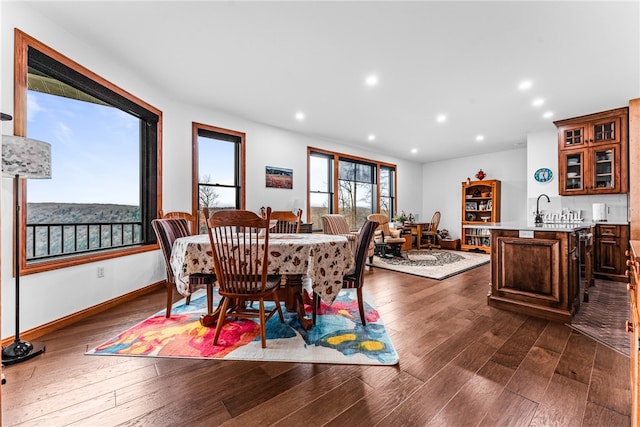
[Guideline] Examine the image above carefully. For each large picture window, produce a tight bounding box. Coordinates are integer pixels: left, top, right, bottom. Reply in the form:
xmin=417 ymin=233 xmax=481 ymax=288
xmin=14 ymin=30 xmax=161 ymax=273
xmin=308 ymin=147 xmax=396 ymax=230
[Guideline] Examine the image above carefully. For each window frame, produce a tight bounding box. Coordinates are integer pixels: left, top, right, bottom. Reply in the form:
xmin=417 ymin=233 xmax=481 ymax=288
xmin=13 ymin=29 xmax=162 ymax=275
xmin=307 ymin=146 xmax=397 ymax=230
xmin=191 ymin=122 xmax=246 ymax=218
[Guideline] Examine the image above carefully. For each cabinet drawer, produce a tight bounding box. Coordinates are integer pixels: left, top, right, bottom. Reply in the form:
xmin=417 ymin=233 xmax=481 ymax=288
xmin=597 ymin=224 xmax=620 ymax=238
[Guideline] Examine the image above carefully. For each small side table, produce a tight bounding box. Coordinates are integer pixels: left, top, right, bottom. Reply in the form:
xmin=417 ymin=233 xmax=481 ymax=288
xmin=440 ymin=239 xmax=461 ymax=250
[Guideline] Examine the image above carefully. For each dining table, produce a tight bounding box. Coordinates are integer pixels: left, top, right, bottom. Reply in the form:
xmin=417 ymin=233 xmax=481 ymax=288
xmin=169 ymin=233 xmax=354 ymax=329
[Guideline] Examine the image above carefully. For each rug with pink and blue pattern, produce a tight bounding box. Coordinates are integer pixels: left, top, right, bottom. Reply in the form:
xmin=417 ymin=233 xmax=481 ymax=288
xmin=86 ymin=288 xmax=399 ymax=365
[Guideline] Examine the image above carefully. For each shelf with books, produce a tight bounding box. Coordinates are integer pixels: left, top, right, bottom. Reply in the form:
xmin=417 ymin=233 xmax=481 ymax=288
xmin=461 ymin=179 xmax=500 ymax=253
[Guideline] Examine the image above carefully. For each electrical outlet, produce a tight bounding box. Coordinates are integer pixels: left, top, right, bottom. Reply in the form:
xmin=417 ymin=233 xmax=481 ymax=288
xmin=97 ymin=266 xmax=105 ymax=278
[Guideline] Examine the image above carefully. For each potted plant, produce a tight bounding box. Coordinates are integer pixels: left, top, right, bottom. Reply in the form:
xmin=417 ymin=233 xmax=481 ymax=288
xmin=394 ymin=211 xmax=407 ymax=226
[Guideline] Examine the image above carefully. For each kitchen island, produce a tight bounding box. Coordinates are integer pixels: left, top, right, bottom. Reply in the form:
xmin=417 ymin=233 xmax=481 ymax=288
xmin=485 ymin=223 xmax=590 ymax=323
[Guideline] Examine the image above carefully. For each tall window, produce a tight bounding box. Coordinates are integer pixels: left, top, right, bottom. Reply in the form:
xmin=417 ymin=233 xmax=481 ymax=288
xmin=14 ymin=30 xmax=161 ymax=273
xmin=308 ymin=153 xmax=333 ymax=228
xmin=338 ymin=159 xmax=375 ymax=228
xmin=193 ymin=123 xmax=245 ymax=230
xmin=308 ymin=147 xmax=396 ymax=230
xmin=379 ymin=165 xmax=396 ymax=219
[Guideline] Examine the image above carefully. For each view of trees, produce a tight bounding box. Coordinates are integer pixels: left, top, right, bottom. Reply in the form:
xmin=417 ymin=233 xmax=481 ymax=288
xmin=198 ymin=174 xmax=220 ymax=209
xmin=26 ymin=202 xmax=142 ymax=260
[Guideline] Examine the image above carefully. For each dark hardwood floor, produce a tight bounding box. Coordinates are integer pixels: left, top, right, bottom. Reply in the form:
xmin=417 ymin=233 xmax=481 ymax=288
xmin=2 ymin=264 xmax=631 ymax=426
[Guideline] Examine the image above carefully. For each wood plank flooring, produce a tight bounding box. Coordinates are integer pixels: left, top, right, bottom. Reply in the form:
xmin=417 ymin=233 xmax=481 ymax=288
xmin=2 ymin=264 xmax=631 ymax=426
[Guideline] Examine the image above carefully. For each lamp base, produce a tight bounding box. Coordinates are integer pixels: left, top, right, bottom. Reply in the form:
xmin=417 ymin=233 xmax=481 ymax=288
xmin=2 ymin=340 xmax=45 ymax=365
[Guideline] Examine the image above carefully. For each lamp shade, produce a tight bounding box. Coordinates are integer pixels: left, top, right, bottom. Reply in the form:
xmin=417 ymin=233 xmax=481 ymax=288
xmin=2 ymin=135 xmax=51 ymax=179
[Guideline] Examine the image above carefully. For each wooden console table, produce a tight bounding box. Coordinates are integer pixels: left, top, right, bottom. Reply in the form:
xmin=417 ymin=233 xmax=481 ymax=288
xmin=402 ymin=223 xmax=429 ymax=249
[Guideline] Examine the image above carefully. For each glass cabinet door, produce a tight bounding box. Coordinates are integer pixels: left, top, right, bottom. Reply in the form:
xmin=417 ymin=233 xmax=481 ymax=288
xmin=591 ymin=116 xmax=622 ymax=144
xmin=564 ymin=151 xmax=584 ymax=192
xmin=560 ymin=124 xmax=585 ymax=148
xmin=593 ymin=148 xmax=616 ymax=189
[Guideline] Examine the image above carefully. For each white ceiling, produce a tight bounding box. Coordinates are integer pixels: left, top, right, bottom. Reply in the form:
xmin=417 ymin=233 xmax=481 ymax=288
xmin=22 ymin=1 xmax=640 ymax=163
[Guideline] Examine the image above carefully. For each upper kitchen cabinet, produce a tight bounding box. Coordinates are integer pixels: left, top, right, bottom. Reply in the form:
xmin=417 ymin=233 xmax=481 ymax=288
xmin=554 ymin=107 xmax=629 ymax=195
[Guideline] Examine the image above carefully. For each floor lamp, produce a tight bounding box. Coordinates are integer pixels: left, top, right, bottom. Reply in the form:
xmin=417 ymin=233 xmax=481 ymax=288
xmin=1 ymin=133 xmax=52 ymax=365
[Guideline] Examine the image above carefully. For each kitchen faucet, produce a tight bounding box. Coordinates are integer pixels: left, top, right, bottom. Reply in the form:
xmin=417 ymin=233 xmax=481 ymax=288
xmin=535 ymin=194 xmax=550 ymax=224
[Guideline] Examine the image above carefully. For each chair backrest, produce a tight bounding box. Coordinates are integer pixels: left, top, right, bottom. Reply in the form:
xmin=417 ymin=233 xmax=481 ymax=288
xmin=268 ymin=209 xmax=303 ymax=233
xmin=159 ymin=210 xmax=198 ymax=234
xmin=206 ymin=208 xmax=272 ymax=296
xmin=426 ymin=211 xmax=441 ymax=233
xmin=367 ymin=213 xmax=392 ymax=236
xmin=151 ymin=218 xmax=191 ymax=283
xmin=321 ymin=214 xmax=351 ymax=235
xmin=352 ymin=220 xmax=379 ymax=286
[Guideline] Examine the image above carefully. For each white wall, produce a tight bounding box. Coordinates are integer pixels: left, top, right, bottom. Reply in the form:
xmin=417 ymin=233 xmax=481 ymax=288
xmin=422 ymin=147 xmax=528 ymax=239
xmin=0 ymin=2 xmax=423 ymax=337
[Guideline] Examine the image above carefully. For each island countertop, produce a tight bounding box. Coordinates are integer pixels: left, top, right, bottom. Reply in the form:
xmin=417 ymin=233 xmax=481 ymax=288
xmin=473 ymin=222 xmax=593 ymax=233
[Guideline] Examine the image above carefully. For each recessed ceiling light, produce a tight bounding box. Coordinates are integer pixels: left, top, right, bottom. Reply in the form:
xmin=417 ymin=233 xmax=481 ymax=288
xmin=436 ymin=114 xmax=447 ymax=123
xmin=365 ymin=74 xmax=378 ymax=86
xmin=411 ymin=148 xmax=418 ymax=154
xmin=518 ymin=80 xmax=532 ymax=90
xmin=295 ymin=111 xmax=305 ymax=121
xmin=476 ymin=135 xmax=485 ymax=142
xmin=532 ymin=98 xmax=545 ymax=107
xmin=542 ymin=111 xmax=554 ymax=118
xmin=368 ymin=134 xmax=376 ymax=142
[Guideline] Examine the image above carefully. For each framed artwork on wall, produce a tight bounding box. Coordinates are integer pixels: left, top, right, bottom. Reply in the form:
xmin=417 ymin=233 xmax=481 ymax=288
xmin=265 ymin=166 xmax=293 ymax=189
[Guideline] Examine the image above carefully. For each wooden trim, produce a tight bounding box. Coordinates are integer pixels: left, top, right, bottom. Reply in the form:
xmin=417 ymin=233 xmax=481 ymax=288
xmin=307 ymin=146 xmax=396 ymax=169
xmin=307 ymin=146 xmax=398 ymax=217
xmin=13 ymin=29 xmax=163 ymax=275
xmin=0 ymin=281 xmax=165 ymax=347
xmin=630 ymin=98 xmax=640 ymax=240
xmin=191 ymin=122 xmax=246 ymax=214
xmin=14 ymin=29 xmax=161 ymax=118
xmin=22 ymin=244 xmax=159 ymax=275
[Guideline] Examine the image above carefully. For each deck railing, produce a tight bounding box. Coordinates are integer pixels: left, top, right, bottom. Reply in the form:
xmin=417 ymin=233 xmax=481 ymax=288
xmin=26 ymin=221 xmax=144 ymax=261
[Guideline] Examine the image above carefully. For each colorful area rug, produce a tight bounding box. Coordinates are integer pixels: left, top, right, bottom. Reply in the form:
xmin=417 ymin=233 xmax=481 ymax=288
xmin=87 ymin=288 xmax=399 ymax=365
xmin=368 ymin=249 xmax=489 ymax=280
xmin=568 ymin=279 xmax=630 ymax=357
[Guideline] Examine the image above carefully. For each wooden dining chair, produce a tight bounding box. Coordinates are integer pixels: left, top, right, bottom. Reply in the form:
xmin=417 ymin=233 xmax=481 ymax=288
xmin=206 ymin=207 xmax=284 ymax=348
xmin=321 ymin=214 xmax=376 ymax=262
xmin=151 ymin=218 xmax=215 ymax=317
xmin=272 ymin=209 xmax=303 ymax=233
xmin=158 ymin=210 xmax=198 ymax=235
xmin=421 ymin=211 xmax=441 ymax=249
xmin=313 ymin=219 xmax=378 ymax=326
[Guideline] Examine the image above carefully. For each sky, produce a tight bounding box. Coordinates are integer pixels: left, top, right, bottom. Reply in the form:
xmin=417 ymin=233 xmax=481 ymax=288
xmin=26 ymin=90 xmax=140 ymax=206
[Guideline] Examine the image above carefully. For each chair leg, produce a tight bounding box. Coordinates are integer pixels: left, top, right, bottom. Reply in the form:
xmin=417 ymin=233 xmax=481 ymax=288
xmin=206 ymin=283 xmax=214 ymax=314
xmin=357 ymin=287 xmax=366 ymax=326
xmin=259 ymin=299 xmax=267 ymax=348
xmin=165 ymin=282 xmax=173 ymax=318
xmin=272 ymin=291 xmax=284 ymax=323
xmin=186 ymin=294 xmax=192 ymax=306
xmin=312 ymin=293 xmax=318 ymax=325
xmin=213 ymin=297 xmax=229 ymax=346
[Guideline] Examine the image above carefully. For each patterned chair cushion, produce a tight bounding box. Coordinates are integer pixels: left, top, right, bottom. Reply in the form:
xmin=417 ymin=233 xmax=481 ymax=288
xmin=321 ymin=214 xmax=375 ymax=258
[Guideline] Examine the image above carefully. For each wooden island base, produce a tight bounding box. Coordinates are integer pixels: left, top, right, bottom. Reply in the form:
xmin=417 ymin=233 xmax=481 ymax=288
xmin=487 ymin=226 xmax=584 ymax=323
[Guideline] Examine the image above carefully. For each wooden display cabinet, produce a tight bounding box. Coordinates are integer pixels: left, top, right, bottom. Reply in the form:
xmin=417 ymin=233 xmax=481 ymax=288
xmin=555 ymin=107 xmax=629 ymax=195
xmin=461 ymin=179 xmax=500 ymax=253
